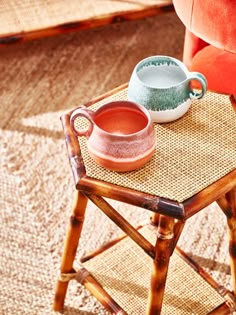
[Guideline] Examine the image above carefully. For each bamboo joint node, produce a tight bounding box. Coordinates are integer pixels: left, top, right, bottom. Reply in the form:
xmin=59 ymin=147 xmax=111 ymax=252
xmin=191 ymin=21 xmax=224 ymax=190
xmin=70 ymin=155 xmax=81 ymax=170
xmin=224 ymin=291 xmax=236 ymax=313
xmin=58 ymin=267 xmax=89 ymax=284
xmin=217 ymin=286 xmax=229 ymax=297
xmin=156 ymin=231 xmax=174 ymax=240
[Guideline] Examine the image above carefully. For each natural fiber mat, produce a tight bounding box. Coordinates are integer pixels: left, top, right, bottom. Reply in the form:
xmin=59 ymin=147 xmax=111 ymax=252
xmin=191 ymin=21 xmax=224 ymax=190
xmin=0 ymin=0 xmax=172 ymax=40
xmin=83 ymin=225 xmax=225 ymax=314
xmin=77 ymin=89 xmax=236 ymax=202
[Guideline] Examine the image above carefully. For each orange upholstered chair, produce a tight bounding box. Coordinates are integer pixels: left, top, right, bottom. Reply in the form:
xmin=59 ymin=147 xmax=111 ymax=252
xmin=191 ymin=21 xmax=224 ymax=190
xmin=173 ymin=0 xmax=236 ymax=98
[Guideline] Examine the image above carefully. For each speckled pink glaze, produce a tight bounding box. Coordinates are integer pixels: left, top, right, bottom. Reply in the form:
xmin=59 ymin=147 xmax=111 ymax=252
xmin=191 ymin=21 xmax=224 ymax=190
xmin=70 ymin=101 xmax=156 ymax=172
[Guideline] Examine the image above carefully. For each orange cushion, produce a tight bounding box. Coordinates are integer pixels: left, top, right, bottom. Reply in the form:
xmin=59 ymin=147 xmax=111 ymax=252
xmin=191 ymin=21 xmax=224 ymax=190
xmin=183 ymin=29 xmax=209 ymax=69
xmin=190 ymin=45 xmax=236 ymax=95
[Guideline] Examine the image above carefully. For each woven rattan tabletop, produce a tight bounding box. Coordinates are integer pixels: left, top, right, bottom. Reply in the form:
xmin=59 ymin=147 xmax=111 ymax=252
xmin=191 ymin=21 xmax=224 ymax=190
xmin=0 ymin=0 xmax=173 ymax=44
xmin=76 ymin=89 xmax=236 ymax=203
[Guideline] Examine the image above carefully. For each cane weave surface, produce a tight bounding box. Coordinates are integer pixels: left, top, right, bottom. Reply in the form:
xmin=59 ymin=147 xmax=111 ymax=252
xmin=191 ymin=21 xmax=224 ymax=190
xmin=83 ymin=225 xmax=225 ymax=314
xmin=76 ymin=89 xmax=236 ymax=202
xmin=0 ymin=0 xmax=172 ymax=38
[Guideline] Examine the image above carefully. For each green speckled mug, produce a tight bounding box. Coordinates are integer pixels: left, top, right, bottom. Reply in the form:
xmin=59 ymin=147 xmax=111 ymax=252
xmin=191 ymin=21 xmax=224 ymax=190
xmin=127 ymin=55 xmax=207 ymax=123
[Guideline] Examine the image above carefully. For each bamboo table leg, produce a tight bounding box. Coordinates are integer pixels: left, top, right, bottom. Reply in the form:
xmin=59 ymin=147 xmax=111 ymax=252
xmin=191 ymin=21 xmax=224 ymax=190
xmin=172 ymin=220 xmax=185 ymax=252
xmin=146 ymin=215 xmax=175 ymax=315
xmin=150 ymin=213 xmax=160 ymax=226
xmin=226 ymin=188 xmax=236 ymax=295
xmin=150 ymin=213 xmax=185 ymax=255
xmin=53 ymin=190 xmax=88 ymax=311
xmin=217 ymin=187 xmax=236 ymax=313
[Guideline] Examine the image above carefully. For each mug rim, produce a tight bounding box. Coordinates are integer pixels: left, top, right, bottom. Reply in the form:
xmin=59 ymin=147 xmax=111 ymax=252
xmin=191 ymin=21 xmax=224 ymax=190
xmin=134 ymin=55 xmax=189 ymax=89
xmin=91 ymin=100 xmax=153 ymax=138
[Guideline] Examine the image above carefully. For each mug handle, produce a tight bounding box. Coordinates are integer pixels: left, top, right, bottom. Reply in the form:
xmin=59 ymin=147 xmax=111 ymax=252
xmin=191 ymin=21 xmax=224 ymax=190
xmin=70 ymin=106 xmax=95 ymax=138
xmin=187 ymin=72 xmax=208 ymax=99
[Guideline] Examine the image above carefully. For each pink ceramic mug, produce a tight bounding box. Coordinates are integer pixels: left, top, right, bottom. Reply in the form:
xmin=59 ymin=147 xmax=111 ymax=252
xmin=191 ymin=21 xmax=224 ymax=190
xmin=70 ymin=101 xmax=156 ymax=172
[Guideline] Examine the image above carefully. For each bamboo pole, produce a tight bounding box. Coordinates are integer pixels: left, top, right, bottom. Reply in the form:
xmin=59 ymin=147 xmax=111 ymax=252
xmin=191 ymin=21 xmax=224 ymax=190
xmin=172 ymin=219 xmax=185 ymax=252
xmin=207 ymin=302 xmax=233 ymax=314
xmin=85 ymin=193 xmax=156 ymax=259
xmin=150 ymin=213 xmax=160 ymax=225
xmin=226 ymin=188 xmax=236 ymax=296
xmin=60 ymin=113 xmax=86 ymax=184
xmin=53 ymin=191 xmax=88 ymax=311
xmin=146 ymin=215 xmax=175 ymax=315
xmin=82 ymin=272 xmax=128 ymax=315
xmin=217 ymin=196 xmax=233 ymax=218
xmin=230 ymin=94 xmax=236 ymax=112
xmin=184 ymin=169 xmax=236 ymax=219
xmin=176 ymin=246 xmax=235 ymax=314
xmin=217 ymin=188 xmax=236 ymax=313
xmin=150 ymin=214 xmax=185 ymax=255
xmin=79 ymin=177 xmax=185 ymax=220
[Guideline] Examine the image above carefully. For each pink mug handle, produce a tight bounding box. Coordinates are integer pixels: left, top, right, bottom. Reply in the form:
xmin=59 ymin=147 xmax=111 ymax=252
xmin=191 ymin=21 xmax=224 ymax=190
xmin=70 ymin=106 xmax=95 ymax=138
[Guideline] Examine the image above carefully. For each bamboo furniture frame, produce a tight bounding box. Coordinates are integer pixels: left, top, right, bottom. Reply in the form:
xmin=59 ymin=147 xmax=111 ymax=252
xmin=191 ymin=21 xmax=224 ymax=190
xmin=54 ymin=84 xmax=236 ymax=314
xmin=0 ymin=1 xmax=173 ymax=46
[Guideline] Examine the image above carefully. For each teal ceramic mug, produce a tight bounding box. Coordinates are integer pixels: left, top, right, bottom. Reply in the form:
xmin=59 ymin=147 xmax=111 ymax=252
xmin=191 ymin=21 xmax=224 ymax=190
xmin=127 ymin=55 xmax=207 ymax=123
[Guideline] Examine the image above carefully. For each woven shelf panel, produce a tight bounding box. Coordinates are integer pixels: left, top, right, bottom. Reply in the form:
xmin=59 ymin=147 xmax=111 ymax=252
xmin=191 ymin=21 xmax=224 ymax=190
xmin=83 ymin=225 xmax=225 ymax=314
xmin=77 ymin=89 xmax=236 ymax=202
xmin=0 ymin=0 xmax=171 ymax=37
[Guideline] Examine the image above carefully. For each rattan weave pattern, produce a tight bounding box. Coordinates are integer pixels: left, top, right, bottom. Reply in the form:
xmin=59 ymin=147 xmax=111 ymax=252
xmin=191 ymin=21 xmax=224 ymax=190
xmin=0 ymin=0 xmax=171 ymax=37
xmin=83 ymin=225 xmax=225 ymax=314
xmin=77 ymin=89 xmax=236 ymax=202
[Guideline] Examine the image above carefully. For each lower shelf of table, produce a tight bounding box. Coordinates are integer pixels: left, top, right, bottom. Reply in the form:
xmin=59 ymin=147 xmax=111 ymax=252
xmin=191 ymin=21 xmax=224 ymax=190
xmin=81 ymin=225 xmax=229 ymax=314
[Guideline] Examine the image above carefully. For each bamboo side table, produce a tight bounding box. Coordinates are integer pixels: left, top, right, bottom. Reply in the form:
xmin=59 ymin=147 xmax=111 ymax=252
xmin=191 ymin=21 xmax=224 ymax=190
xmin=54 ymin=84 xmax=236 ymax=314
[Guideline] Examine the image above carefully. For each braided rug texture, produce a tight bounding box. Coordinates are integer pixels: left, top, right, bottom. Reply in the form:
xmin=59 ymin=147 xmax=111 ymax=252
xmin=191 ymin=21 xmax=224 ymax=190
xmin=0 ymin=11 xmax=234 ymax=315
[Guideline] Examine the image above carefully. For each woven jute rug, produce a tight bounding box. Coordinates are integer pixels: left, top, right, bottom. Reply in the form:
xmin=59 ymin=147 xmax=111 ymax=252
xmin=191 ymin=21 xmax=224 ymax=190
xmin=0 ymin=11 xmax=234 ymax=315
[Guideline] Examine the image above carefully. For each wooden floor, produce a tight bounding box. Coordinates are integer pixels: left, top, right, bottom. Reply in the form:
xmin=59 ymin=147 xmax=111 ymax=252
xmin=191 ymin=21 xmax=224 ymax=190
xmin=0 ymin=0 xmax=173 ymax=45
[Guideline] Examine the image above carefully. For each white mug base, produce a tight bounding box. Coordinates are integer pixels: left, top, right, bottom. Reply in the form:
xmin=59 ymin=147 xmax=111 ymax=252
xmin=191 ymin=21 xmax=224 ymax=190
xmin=150 ymin=99 xmax=192 ymax=123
